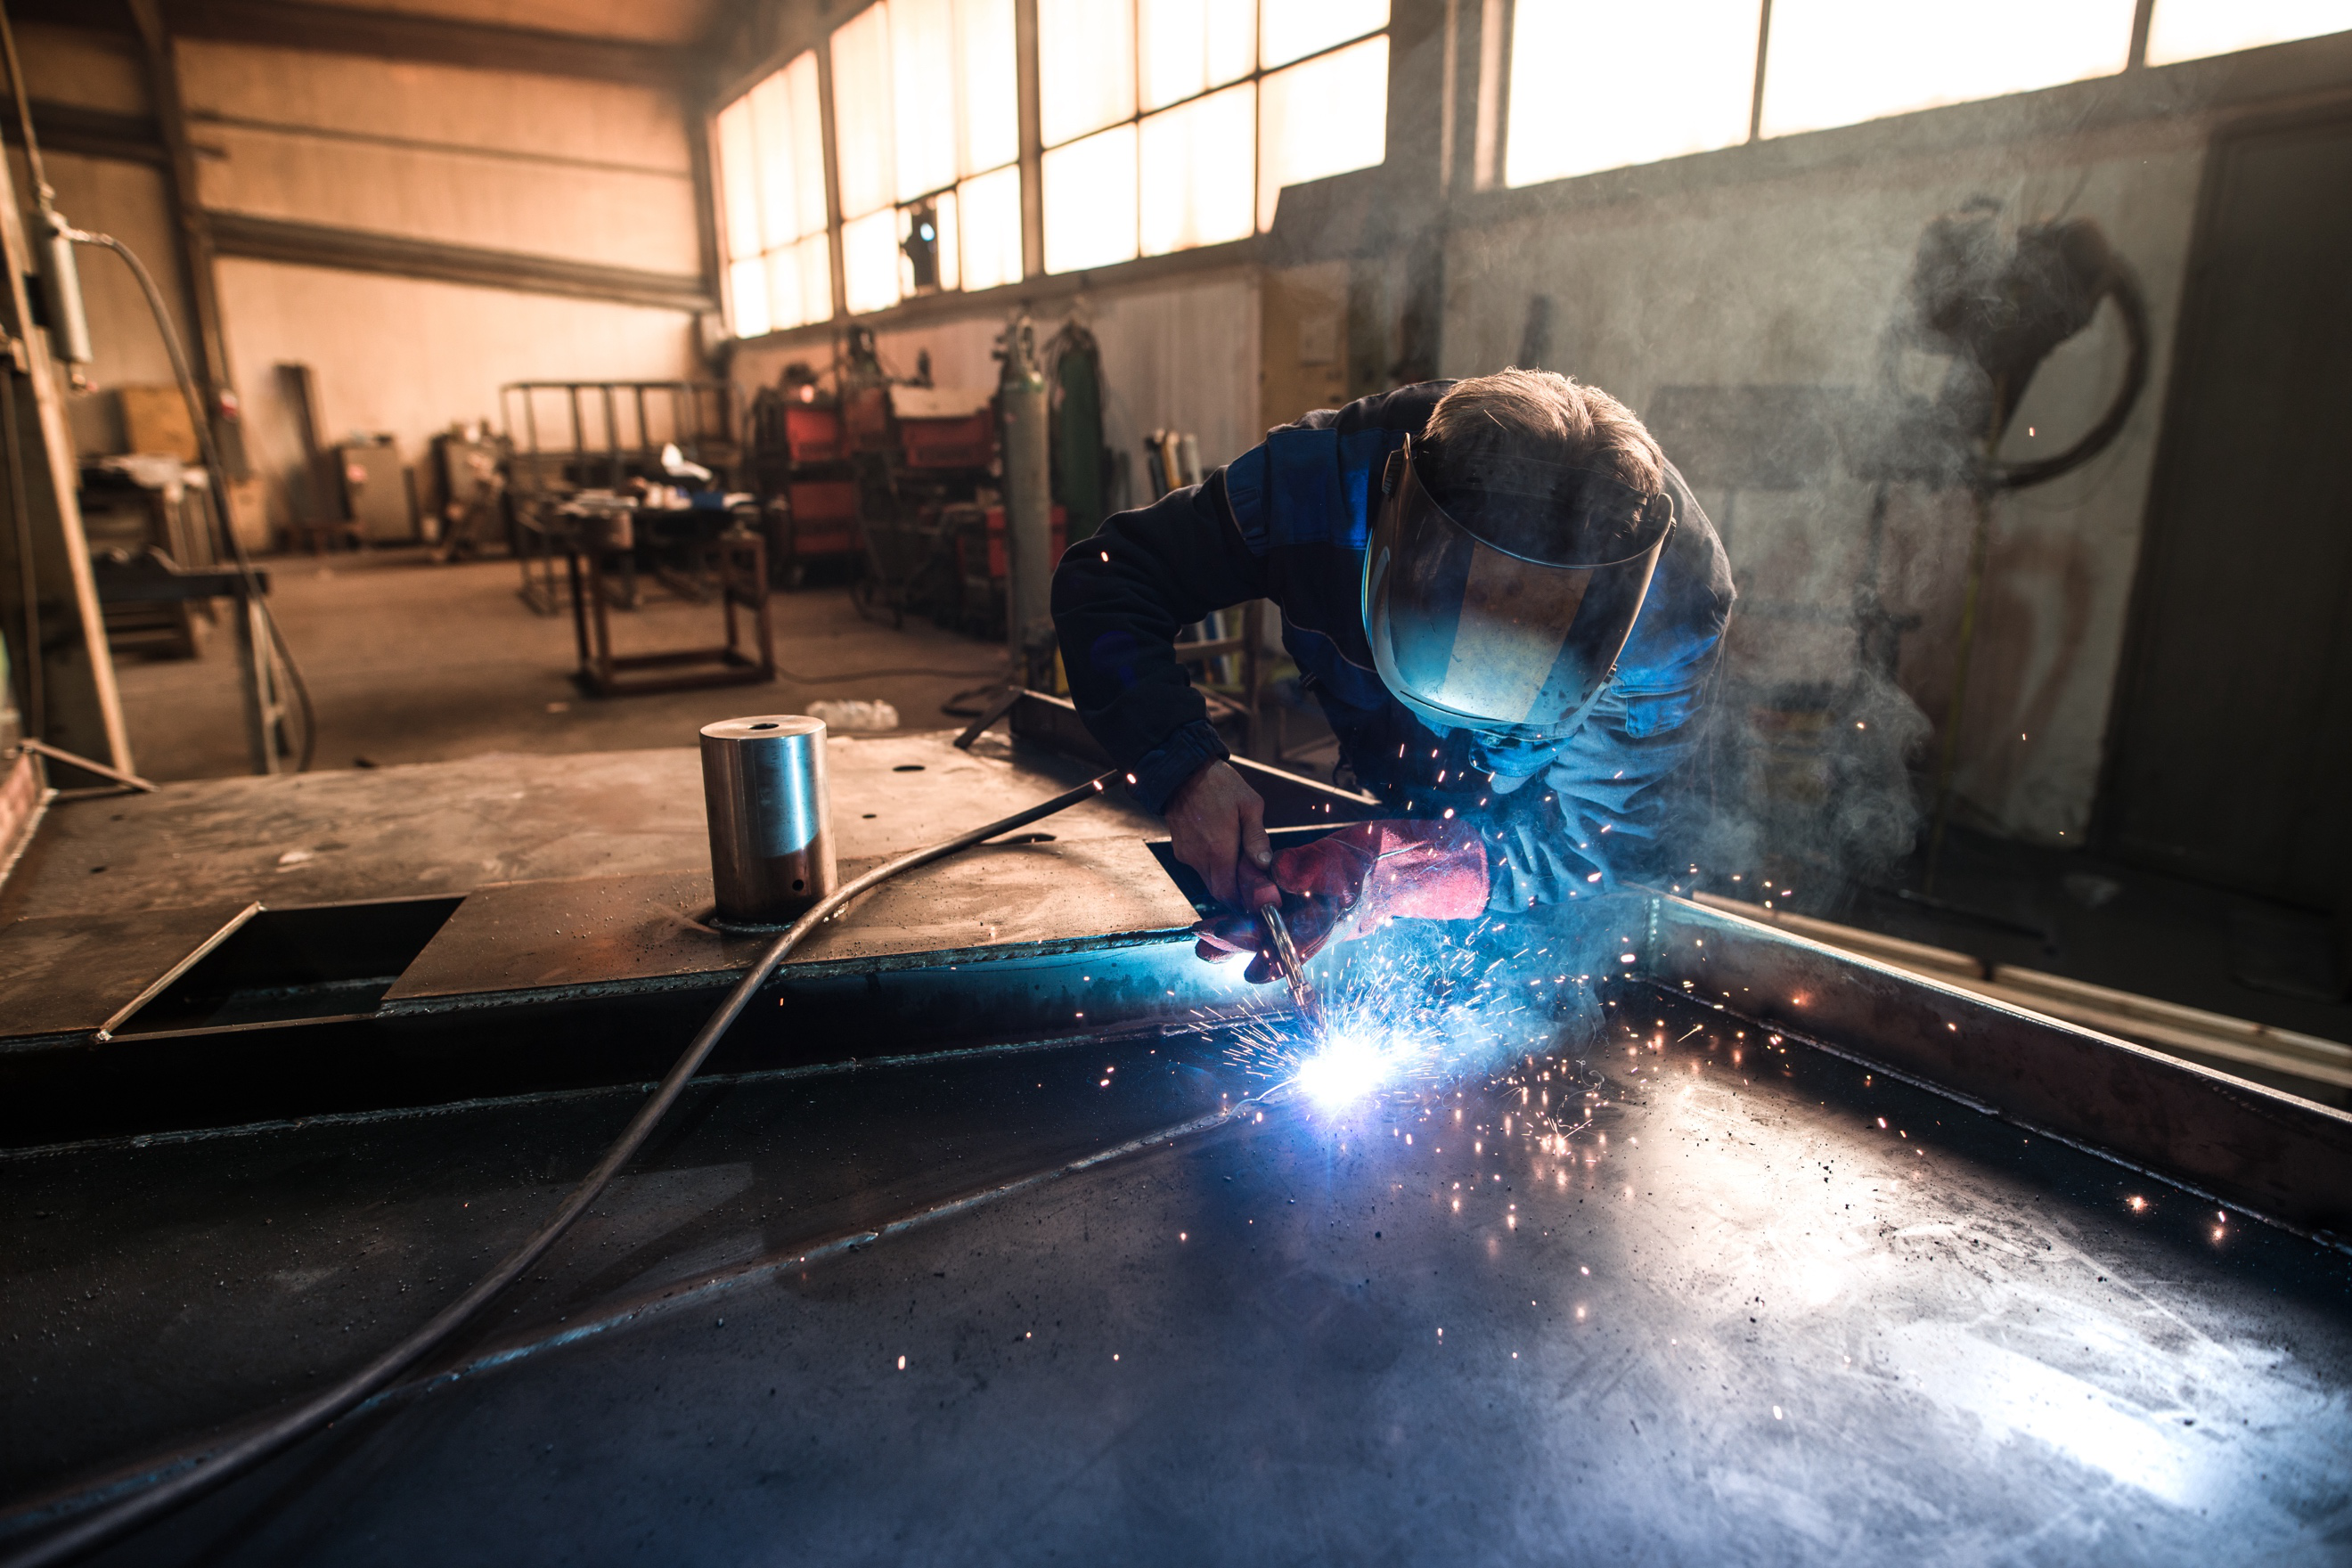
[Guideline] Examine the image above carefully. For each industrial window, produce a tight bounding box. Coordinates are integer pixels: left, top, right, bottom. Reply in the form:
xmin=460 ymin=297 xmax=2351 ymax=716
xmin=1757 ymin=0 xmax=2136 ymax=138
xmin=1504 ymin=0 xmax=1761 ymax=188
xmin=714 ymin=52 xmax=831 ymax=338
xmin=1499 ymin=0 xmax=2348 ymax=193
xmin=1040 ymin=0 xmax=1389 ymax=275
xmin=2144 ymin=0 xmax=2352 ymax=65
xmin=831 ymin=0 xmax=1023 ymax=316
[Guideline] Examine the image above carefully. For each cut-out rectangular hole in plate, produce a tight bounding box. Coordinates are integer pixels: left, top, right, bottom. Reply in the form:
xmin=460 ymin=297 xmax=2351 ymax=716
xmin=108 ymin=895 xmax=464 ymax=1035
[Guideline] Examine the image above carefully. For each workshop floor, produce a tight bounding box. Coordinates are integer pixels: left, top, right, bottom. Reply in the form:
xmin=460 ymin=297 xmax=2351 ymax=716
xmin=110 ymin=549 xmax=1009 ymax=780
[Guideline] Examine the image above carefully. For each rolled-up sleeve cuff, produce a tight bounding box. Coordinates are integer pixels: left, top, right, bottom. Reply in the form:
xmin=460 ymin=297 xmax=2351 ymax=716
xmin=1126 ymin=720 xmax=1231 ymax=815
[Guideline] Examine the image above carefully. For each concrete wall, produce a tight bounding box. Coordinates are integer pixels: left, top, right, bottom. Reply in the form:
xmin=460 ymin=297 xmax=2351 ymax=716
xmin=177 ymin=41 xmax=700 ymax=275
xmin=17 ymin=26 xmax=704 ymax=535
xmin=1441 ymin=110 xmax=2209 ymax=845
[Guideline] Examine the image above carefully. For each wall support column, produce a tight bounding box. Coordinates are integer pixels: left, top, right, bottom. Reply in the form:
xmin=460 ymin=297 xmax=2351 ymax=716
xmin=124 ymin=0 xmax=244 ymax=478
xmin=0 ymin=130 xmax=132 ymax=774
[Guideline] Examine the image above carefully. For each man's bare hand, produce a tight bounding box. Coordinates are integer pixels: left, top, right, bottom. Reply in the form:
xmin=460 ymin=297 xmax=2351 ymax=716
xmin=1165 ymin=761 xmax=1277 ymax=910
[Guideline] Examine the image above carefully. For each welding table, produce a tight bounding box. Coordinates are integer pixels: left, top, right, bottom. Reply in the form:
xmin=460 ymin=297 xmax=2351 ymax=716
xmin=1 ymin=719 xmax=2348 ymax=1565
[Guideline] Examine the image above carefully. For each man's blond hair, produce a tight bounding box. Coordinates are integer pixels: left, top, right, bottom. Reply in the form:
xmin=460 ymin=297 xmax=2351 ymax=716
xmin=1424 ymin=368 xmax=1664 ymax=495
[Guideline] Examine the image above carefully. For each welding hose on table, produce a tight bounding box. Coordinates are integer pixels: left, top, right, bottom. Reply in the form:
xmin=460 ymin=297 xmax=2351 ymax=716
xmin=5 ymin=768 xmax=1121 ymax=1568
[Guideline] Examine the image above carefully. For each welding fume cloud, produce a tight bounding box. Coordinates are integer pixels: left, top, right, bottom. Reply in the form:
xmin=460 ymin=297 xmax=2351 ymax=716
xmin=1053 ymin=368 xmax=1735 ymax=1025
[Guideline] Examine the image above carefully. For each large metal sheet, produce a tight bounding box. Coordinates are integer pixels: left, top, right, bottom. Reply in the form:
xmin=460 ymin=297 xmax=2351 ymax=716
xmin=0 ymin=902 xmax=253 ymax=1041
xmin=5 ymin=987 xmax=2348 ymax=1564
xmin=0 ymin=733 xmax=1156 ymax=927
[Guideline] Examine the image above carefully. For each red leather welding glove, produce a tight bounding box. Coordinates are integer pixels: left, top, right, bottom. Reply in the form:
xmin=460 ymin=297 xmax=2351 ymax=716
xmin=1192 ymin=819 xmax=1490 ymax=983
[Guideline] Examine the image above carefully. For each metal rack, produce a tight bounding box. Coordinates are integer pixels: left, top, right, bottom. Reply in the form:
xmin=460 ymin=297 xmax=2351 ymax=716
xmin=503 ymin=381 xmax=740 ymax=615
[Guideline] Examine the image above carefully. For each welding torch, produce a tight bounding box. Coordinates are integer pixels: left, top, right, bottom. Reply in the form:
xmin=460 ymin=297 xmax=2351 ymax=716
xmin=1255 ymin=900 xmax=1325 ymax=1033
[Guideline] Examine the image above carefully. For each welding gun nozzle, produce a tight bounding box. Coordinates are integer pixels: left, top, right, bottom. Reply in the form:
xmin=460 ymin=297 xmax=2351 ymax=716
xmin=1256 ymin=903 xmax=1321 ymax=1027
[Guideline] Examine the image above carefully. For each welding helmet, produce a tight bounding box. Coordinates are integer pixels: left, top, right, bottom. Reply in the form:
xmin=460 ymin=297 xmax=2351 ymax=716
xmin=1362 ymin=433 xmax=1673 ymax=744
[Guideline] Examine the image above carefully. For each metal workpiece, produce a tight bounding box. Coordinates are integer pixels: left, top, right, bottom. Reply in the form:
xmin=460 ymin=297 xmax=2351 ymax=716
xmin=698 ymin=715 xmax=837 ymax=926
xmin=6 ymin=990 xmax=2349 ymax=1565
xmin=0 ymin=735 xmax=1241 ymax=1147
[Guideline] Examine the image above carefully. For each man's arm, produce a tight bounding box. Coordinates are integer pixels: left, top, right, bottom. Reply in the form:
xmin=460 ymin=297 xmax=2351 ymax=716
xmin=1051 ymin=474 xmax=1269 ymax=814
xmin=1485 ymin=653 xmax=1721 ymax=909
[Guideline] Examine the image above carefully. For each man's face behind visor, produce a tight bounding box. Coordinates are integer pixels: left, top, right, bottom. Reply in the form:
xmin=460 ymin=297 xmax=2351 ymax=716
xmin=1362 ymin=435 xmax=1672 ymax=753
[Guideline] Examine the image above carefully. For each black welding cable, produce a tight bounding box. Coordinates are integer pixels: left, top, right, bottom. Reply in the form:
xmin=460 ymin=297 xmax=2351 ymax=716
xmin=62 ymin=226 xmax=318 ymax=772
xmin=3 ymin=766 xmax=1120 ymax=1568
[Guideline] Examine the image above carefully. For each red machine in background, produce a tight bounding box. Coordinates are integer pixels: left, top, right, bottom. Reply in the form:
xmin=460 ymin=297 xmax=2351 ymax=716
xmin=746 ymin=343 xmax=1043 ymax=639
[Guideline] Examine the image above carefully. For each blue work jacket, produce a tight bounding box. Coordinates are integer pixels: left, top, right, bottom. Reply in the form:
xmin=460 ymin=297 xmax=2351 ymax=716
xmin=1050 ymin=383 xmax=1735 ymax=907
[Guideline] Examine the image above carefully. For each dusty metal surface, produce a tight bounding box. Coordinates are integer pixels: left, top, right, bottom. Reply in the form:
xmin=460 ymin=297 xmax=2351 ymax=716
xmin=6 ymin=728 xmax=2350 ymax=1563
xmin=0 ymin=732 xmax=1139 ymax=927
xmin=0 ymin=902 xmax=252 ymax=1040
xmin=4 ymin=979 xmax=2348 ymax=1565
xmin=380 ymin=837 xmax=1196 ymax=1004
xmin=0 ymin=733 xmax=1235 ymax=1145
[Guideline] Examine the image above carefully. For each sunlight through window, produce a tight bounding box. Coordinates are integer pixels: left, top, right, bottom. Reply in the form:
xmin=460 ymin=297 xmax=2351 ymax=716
xmin=1040 ymin=0 xmax=1139 ymax=147
xmin=1260 ymin=0 xmax=1388 ymax=69
xmin=1043 ymin=123 xmax=1141 ymax=273
xmin=715 ymin=52 xmax=829 ymax=337
xmin=2146 ymin=0 xmax=2352 ymax=64
xmin=958 ymin=163 xmax=1025 ymax=290
xmin=1760 ymin=0 xmax=2135 ymax=138
xmin=842 ymin=208 xmax=904 ymax=314
xmin=1141 ymin=0 xmax=1259 ymax=110
xmin=1258 ymin=33 xmax=1388 ymax=232
xmin=1140 ymin=81 xmax=1257 ymax=255
xmin=1507 ymin=0 xmax=1760 ymax=186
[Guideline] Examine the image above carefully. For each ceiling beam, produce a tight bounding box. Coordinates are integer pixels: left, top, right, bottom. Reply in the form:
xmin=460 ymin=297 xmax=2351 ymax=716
xmin=208 ymin=209 xmax=715 ymax=313
xmin=0 ymin=99 xmax=166 ymax=166
xmin=13 ymin=0 xmax=695 ymax=87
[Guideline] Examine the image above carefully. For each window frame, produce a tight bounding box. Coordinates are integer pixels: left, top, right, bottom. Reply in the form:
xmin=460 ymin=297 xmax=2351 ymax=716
xmin=1036 ymin=0 xmax=1394 ymax=276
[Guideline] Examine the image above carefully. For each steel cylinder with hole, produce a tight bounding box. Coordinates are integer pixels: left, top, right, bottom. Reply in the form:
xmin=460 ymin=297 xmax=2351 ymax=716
xmin=700 ymin=715 xmax=837 ymax=924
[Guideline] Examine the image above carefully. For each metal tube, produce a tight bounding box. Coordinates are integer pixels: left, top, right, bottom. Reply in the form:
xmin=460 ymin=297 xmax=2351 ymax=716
xmin=699 ymin=715 xmax=837 ymax=924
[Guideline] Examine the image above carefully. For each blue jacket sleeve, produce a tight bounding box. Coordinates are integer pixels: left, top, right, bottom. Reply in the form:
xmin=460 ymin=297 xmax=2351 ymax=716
xmin=1049 ymin=474 xmax=1268 ymax=813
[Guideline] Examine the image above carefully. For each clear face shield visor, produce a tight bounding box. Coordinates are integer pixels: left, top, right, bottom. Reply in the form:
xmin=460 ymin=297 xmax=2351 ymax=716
xmin=1361 ymin=434 xmax=1673 ymax=746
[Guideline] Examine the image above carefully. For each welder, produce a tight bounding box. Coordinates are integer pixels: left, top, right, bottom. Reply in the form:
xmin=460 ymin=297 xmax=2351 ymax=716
xmin=1051 ymin=369 xmax=1734 ymax=981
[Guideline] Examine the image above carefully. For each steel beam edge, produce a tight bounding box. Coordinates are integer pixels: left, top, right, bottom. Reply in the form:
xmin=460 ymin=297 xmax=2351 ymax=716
xmin=1639 ymin=893 xmax=2352 ymax=1248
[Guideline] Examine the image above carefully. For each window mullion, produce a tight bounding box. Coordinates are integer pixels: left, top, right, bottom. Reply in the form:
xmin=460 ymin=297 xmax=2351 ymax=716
xmin=1016 ymin=0 xmax=1044 ymax=279
xmin=816 ymin=35 xmax=849 ymax=323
